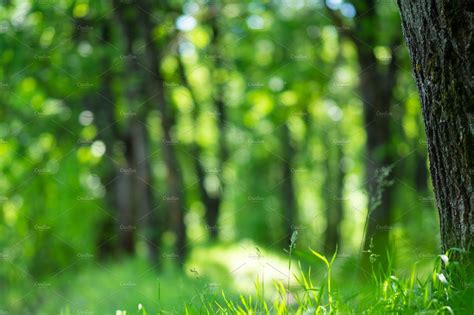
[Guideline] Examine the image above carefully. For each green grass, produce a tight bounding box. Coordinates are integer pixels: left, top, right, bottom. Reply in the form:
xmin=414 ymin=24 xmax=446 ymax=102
xmin=136 ymin=246 xmax=473 ymax=314
xmin=5 ymin=242 xmax=473 ymax=314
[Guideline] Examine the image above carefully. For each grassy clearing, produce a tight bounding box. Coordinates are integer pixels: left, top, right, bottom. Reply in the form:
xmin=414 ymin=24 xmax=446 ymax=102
xmin=168 ymin=244 xmax=473 ymax=314
xmin=10 ymin=241 xmax=469 ymax=314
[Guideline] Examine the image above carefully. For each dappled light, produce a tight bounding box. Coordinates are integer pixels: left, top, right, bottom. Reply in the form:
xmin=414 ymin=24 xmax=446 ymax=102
xmin=1 ymin=0 xmax=473 ymax=313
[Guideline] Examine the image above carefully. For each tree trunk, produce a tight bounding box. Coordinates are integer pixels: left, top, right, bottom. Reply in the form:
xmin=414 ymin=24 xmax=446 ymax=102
xmin=113 ymin=0 xmax=161 ymax=258
xmin=323 ymin=129 xmax=345 ymax=255
xmin=415 ymin=149 xmax=429 ymax=193
xmin=176 ymin=51 xmax=221 ymax=240
xmin=334 ymin=142 xmax=345 ymax=250
xmin=138 ymin=0 xmax=187 ymax=264
xmin=325 ymin=0 xmax=401 ymax=269
xmin=130 ymin=119 xmax=160 ymax=263
xmin=281 ymin=123 xmax=297 ymax=246
xmin=205 ymin=2 xmax=227 ymax=239
xmin=117 ymin=141 xmax=135 ymax=254
xmin=353 ymin=2 xmax=399 ymax=269
xmin=360 ymin=79 xmax=393 ymax=268
xmin=89 ymin=23 xmax=121 ymax=257
xmin=397 ymin=1 xmax=474 ymax=259
xmin=112 ymin=1 xmax=145 ymax=256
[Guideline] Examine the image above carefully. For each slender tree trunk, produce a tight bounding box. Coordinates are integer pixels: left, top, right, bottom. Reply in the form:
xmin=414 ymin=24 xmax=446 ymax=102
xmin=130 ymin=119 xmax=160 ymax=263
xmin=322 ymin=137 xmax=335 ymax=254
xmin=415 ymin=149 xmax=428 ymax=193
xmin=349 ymin=1 xmax=400 ymax=269
xmin=360 ymin=70 xmax=394 ymax=267
xmin=89 ymin=23 xmax=121 ymax=257
xmin=334 ymin=142 xmax=345 ymax=249
xmin=357 ymin=40 xmax=395 ymax=268
xmin=138 ymin=0 xmax=187 ymax=264
xmin=323 ymin=129 xmax=345 ymax=255
xmin=176 ymin=51 xmax=221 ymax=239
xmin=173 ymin=2 xmax=227 ymax=241
xmin=117 ymin=140 xmax=135 ymax=254
xmin=114 ymin=0 xmax=162 ymax=258
xmin=356 ymin=43 xmax=397 ymax=267
xmin=281 ymin=123 xmax=297 ymax=246
xmin=112 ymin=1 xmax=147 ymax=256
xmin=205 ymin=2 xmax=227 ymax=239
xmin=325 ymin=0 xmax=400 ymax=269
xmin=397 ymin=1 xmax=474 ymax=260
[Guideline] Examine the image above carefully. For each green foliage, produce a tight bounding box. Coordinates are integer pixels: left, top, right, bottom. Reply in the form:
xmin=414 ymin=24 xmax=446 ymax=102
xmin=107 ymin=246 xmax=471 ymax=314
xmin=0 ymin=0 xmax=449 ymax=314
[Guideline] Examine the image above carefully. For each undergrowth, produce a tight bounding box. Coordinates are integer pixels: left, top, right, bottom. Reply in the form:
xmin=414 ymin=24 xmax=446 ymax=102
xmin=109 ymin=235 xmax=473 ymax=314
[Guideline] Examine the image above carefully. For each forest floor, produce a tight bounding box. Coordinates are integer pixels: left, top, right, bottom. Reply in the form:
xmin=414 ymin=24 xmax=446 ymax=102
xmin=5 ymin=240 xmax=457 ymax=314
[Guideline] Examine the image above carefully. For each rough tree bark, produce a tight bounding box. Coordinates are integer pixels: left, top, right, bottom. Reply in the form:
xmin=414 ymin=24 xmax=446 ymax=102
xmin=397 ymin=1 xmax=474 ymax=259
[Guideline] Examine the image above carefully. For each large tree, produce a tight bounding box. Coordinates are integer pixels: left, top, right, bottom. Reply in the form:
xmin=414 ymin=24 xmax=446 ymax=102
xmin=396 ymin=1 xmax=473 ymax=260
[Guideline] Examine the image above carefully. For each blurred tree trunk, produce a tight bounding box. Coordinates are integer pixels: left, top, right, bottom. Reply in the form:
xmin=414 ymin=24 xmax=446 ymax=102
xmin=206 ymin=2 xmax=227 ymax=239
xmin=281 ymin=123 xmax=297 ymax=246
xmin=138 ymin=0 xmax=187 ymax=264
xmin=322 ymin=129 xmax=345 ymax=255
xmin=174 ymin=2 xmax=227 ymax=240
xmin=130 ymin=119 xmax=160 ymax=263
xmin=88 ymin=23 xmax=123 ymax=257
xmin=113 ymin=1 xmax=159 ymax=258
xmin=334 ymin=142 xmax=345 ymax=248
xmin=113 ymin=1 xmax=144 ymax=256
xmin=358 ymin=46 xmax=395 ymax=268
xmin=326 ymin=0 xmax=401 ymax=269
xmin=397 ymin=1 xmax=474 ymax=259
xmin=322 ymin=137 xmax=334 ymax=253
xmin=117 ymin=138 xmax=135 ymax=254
xmin=414 ymin=149 xmax=428 ymax=193
xmin=176 ymin=52 xmax=221 ymax=239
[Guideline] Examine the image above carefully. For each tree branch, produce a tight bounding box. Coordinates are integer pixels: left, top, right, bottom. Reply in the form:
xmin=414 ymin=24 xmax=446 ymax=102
xmin=323 ymin=2 xmax=356 ymax=43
